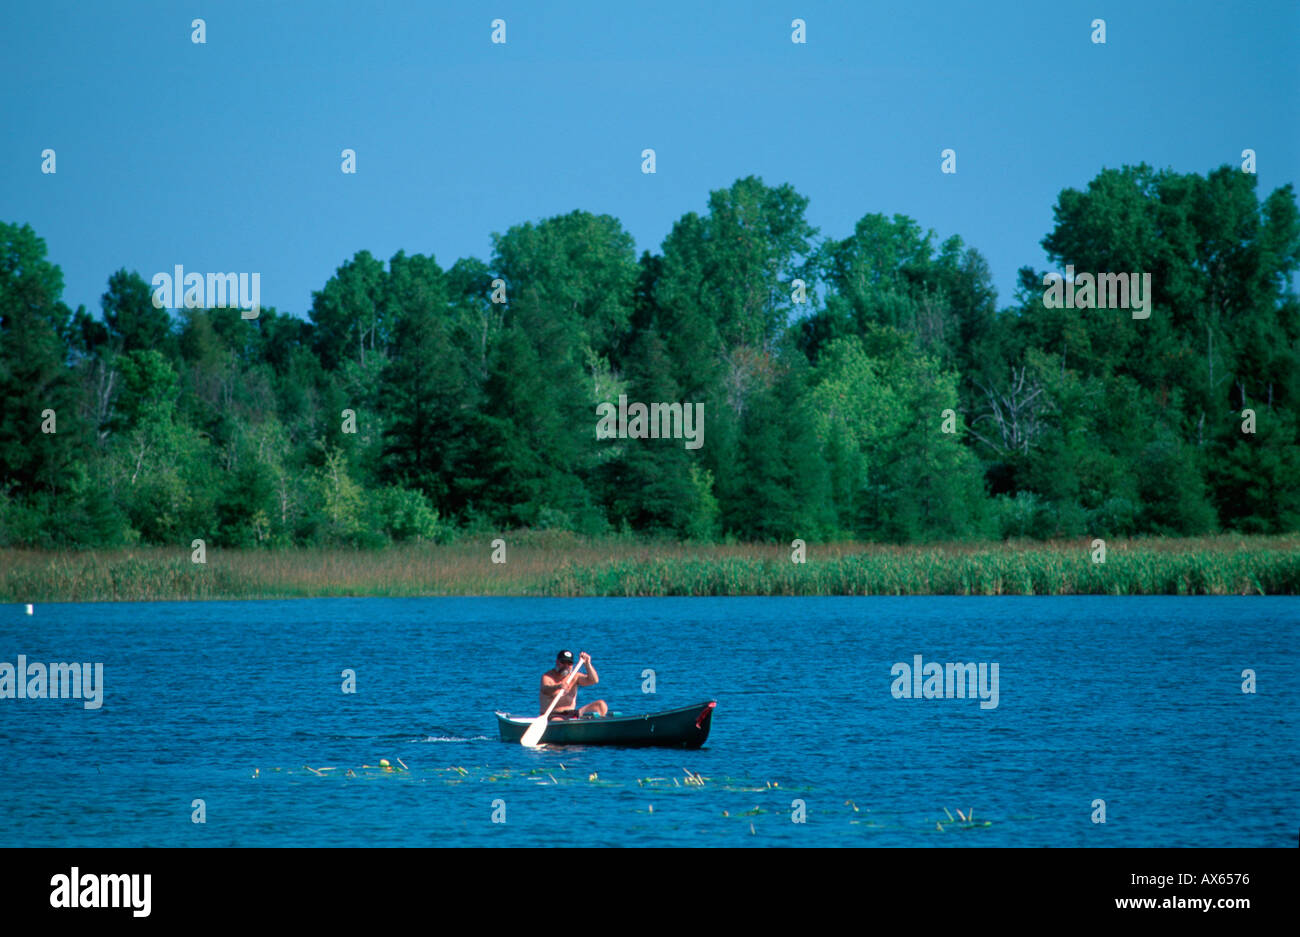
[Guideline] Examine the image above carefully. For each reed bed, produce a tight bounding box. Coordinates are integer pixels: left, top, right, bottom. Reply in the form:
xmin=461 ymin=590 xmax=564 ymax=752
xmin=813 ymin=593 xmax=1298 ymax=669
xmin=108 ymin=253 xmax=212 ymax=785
xmin=2 ymin=535 xmax=1296 ymax=602
xmin=547 ymin=538 xmax=1300 ymax=596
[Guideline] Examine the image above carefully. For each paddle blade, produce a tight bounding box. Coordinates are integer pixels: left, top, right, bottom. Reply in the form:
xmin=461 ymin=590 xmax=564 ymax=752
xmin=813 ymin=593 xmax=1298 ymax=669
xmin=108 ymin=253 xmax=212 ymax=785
xmin=520 ymin=715 xmax=548 ymax=747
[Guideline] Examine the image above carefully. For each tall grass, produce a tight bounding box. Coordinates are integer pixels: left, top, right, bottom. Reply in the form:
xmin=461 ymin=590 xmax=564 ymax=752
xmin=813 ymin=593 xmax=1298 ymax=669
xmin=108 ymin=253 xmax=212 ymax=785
xmin=2 ymin=535 xmax=1297 ymax=602
xmin=547 ymin=538 xmax=1300 ymax=596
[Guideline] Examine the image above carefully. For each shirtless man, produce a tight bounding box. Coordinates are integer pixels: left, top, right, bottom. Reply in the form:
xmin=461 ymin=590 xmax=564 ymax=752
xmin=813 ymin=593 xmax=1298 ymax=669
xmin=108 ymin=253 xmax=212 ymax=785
xmin=540 ymin=650 xmax=608 ymax=719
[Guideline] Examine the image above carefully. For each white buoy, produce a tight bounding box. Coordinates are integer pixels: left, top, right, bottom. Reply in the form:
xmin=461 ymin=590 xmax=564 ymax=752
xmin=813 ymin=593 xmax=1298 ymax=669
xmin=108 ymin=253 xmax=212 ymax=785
xmin=25 ymin=604 xmax=33 ymax=615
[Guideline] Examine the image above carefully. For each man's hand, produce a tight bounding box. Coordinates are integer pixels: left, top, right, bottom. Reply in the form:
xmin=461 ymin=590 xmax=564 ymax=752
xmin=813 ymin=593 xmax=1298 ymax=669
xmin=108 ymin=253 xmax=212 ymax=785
xmin=579 ymin=652 xmax=591 ymax=665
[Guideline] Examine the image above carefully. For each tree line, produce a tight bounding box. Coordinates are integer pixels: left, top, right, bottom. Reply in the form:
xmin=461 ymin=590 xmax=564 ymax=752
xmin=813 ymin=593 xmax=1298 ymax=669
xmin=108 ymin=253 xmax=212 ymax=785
xmin=2 ymin=164 xmax=1297 ymax=549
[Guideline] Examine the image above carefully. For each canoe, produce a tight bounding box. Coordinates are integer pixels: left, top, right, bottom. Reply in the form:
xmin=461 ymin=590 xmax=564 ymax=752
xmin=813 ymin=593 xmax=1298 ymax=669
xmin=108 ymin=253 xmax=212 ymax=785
xmin=495 ymin=700 xmax=716 ymax=748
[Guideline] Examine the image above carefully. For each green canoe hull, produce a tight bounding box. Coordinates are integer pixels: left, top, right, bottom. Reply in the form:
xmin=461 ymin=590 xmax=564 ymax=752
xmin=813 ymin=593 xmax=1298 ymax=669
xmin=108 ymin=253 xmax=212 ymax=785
xmin=495 ymin=700 xmax=716 ymax=748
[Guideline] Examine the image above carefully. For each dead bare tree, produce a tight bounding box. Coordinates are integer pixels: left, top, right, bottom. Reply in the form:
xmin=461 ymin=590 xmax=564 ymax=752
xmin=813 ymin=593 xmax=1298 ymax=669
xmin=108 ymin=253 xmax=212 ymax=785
xmin=969 ymin=366 xmax=1051 ymax=458
xmin=80 ymin=358 xmax=118 ymax=447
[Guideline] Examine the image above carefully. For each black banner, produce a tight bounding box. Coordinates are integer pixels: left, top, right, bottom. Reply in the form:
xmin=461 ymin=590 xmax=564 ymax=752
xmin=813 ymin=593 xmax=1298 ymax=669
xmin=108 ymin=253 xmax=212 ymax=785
xmin=0 ymin=847 xmax=1291 ymax=924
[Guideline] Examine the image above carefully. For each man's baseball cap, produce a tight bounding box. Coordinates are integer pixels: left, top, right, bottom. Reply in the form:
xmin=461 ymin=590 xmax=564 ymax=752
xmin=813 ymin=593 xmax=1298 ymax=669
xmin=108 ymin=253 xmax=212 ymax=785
xmin=556 ymin=650 xmax=574 ymax=663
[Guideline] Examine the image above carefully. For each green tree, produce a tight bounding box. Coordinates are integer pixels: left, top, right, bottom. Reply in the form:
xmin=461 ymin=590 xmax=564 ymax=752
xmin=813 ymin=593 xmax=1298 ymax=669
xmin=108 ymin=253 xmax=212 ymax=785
xmin=378 ymin=251 xmax=484 ymax=516
xmin=102 ymin=269 xmax=173 ymax=356
xmin=599 ymin=329 xmax=700 ymax=536
xmin=657 ymin=177 xmax=818 ymax=390
xmin=808 ymin=329 xmax=987 ymax=541
xmin=722 ymin=351 xmax=836 ymax=542
xmin=0 ymin=222 xmax=82 ymax=496
xmin=491 ymin=211 xmax=637 ymax=361
xmin=310 ymin=250 xmax=388 ymax=370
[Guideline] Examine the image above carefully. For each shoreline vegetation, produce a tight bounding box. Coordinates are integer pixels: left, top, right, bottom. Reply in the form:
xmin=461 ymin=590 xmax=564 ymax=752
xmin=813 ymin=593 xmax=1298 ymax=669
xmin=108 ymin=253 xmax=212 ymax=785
xmin=6 ymin=168 xmax=1300 ymax=581
xmin=4 ymin=535 xmax=1297 ymax=602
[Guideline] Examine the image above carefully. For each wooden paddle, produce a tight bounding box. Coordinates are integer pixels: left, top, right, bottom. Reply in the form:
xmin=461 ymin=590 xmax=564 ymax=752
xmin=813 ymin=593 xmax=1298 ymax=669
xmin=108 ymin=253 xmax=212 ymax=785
xmin=521 ymin=655 xmax=585 ymax=747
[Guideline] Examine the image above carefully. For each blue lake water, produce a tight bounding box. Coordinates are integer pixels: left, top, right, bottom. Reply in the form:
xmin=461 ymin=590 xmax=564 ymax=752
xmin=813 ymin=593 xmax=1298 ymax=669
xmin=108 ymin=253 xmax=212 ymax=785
xmin=1 ymin=596 xmax=1296 ymax=847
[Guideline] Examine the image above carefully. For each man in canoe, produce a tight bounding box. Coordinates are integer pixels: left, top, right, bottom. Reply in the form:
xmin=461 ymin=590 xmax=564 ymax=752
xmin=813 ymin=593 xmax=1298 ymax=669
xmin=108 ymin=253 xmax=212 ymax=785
xmin=541 ymin=650 xmax=608 ymax=719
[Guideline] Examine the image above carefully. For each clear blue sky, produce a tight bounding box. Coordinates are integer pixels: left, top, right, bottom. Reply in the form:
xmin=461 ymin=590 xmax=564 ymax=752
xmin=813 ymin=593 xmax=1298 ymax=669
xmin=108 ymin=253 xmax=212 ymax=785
xmin=3 ymin=0 xmax=1297 ymax=317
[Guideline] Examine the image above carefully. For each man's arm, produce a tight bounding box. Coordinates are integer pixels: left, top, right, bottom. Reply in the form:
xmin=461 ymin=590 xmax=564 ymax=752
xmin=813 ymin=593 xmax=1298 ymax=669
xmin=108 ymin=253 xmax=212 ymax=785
xmin=577 ymin=653 xmax=598 ymax=686
xmin=542 ymin=667 xmax=584 ymax=696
